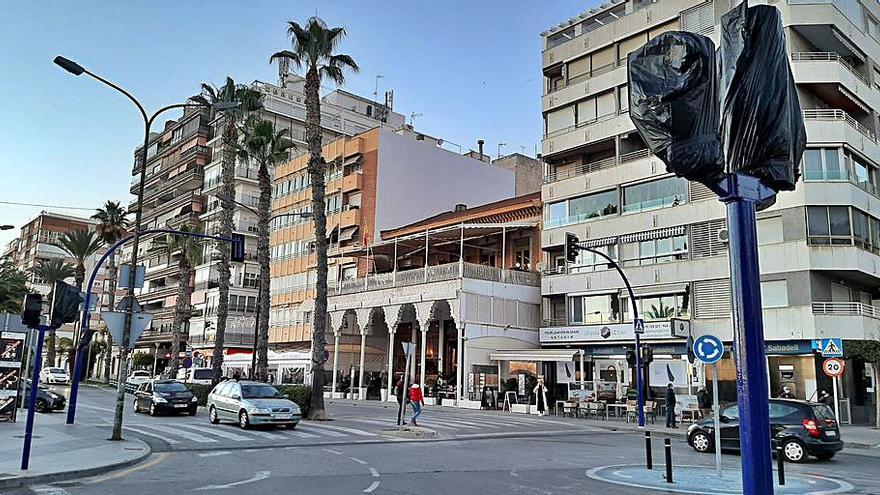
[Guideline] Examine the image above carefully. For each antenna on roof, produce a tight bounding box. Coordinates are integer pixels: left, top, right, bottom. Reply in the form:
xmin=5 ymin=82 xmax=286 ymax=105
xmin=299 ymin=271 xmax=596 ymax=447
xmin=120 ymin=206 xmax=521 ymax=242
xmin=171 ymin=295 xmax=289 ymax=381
xmin=409 ymin=112 xmax=422 ymax=126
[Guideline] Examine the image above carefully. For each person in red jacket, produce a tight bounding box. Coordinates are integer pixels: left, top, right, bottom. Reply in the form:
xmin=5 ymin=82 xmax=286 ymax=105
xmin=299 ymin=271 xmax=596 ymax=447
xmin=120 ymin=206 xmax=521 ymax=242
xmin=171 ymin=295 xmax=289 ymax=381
xmin=409 ymin=384 xmax=424 ymax=426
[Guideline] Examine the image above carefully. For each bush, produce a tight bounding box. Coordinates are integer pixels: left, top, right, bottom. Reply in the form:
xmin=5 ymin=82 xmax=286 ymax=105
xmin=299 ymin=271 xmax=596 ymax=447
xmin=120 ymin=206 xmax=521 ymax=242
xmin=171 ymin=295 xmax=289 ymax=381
xmin=185 ymin=383 xmax=212 ymax=406
xmin=276 ymin=384 xmax=311 ymax=418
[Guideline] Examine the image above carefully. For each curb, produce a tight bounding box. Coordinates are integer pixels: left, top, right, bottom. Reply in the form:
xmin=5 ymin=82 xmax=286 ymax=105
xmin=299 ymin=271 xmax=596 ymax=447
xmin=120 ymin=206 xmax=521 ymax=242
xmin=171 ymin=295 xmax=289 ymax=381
xmin=0 ymin=441 xmax=152 ymax=489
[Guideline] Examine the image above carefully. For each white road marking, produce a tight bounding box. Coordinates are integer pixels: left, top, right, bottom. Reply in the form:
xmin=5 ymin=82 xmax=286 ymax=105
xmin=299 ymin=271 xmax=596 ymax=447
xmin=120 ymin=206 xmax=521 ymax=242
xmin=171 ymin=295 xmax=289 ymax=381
xmin=304 ymin=422 xmax=377 ymax=436
xmin=176 ymin=423 xmax=254 ymax=442
xmin=124 ymin=426 xmax=181 ymax=444
xmin=280 ymin=428 xmax=321 ymax=439
xmin=194 ymin=471 xmax=270 ymax=491
xmin=323 ymin=448 xmax=343 ymax=455
xmin=348 ymin=456 xmax=368 ymax=465
xmin=236 ymin=428 xmax=285 ymax=440
xmin=369 ymin=467 xmax=380 ymax=478
xmin=31 ymin=486 xmax=71 ymax=495
xmin=296 ymin=424 xmax=346 ymax=437
xmin=198 ymin=451 xmax=231 ymax=458
xmin=363 ymin=481 xmax=380 ymax=493
xmin=143 ymin=424 xmax=217 ymax=443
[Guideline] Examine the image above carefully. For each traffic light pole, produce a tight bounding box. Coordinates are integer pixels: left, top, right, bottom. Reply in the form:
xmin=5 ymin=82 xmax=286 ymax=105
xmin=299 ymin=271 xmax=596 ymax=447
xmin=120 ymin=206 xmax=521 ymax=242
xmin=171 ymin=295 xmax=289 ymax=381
xmin=718 ymin=174 xmax=775 ymax=495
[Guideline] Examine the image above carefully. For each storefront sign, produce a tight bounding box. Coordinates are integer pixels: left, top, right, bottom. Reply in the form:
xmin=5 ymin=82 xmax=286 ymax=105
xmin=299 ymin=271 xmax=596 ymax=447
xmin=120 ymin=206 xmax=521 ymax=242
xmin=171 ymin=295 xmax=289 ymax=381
xmin=764 ymin=340 xmax=813 ymax=355
xmin=587 ymin=343 xmax=688 ymax=356
xmin=540 ymin=319 xmax=689 ymax=344
xmin=0 ymin=335 xmax=25 ymax=422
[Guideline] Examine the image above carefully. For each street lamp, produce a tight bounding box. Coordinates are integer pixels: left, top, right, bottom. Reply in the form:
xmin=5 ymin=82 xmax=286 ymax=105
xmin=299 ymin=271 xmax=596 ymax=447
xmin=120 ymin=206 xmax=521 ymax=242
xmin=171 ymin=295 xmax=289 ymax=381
xmin=54 ymin=55 xmax=237 ymax=440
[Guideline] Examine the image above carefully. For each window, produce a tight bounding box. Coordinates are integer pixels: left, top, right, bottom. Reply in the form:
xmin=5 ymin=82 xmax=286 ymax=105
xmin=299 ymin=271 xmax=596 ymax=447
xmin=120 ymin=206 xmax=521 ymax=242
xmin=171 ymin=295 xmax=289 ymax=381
xmin=623 ymin=176 xmax=688 ymax=213
xmin=571 ymin=244 xmax=617 ymax=273
xmin=568 ymin=56 xmax=590 ymax=83
xmin=618 ymin=85 xmax=629 ymax=113
xmin=621 ymin=235 xmax=687 ymax=266
xmin=757 ymin=217 xmax=784 ymax=245
xmin=760 ymin=280 xmax=789 ymax=308
xmin=803 ymin=148 xmax=845 ymax=181
xmin=546 ymin=106 xmax=575 ymax=134
xmin=568 ymin=294 xmax=619 ymax=324
xmin=807 ymin=206 xmax=852 ymax=245
xmin=618 ymin=32 xmax=648 ymax=64
xmin=596 ymin=91 xmax=616 ymax=118
xmin=576 ymin=98 xmax=597 ymax=125
xmin=568 ymin=189 xmax=619 ymax=222
xmin=622 ymin=292 xmax=689 ymax=321
xmin=853 ymin=209 xmax=869 ymax=248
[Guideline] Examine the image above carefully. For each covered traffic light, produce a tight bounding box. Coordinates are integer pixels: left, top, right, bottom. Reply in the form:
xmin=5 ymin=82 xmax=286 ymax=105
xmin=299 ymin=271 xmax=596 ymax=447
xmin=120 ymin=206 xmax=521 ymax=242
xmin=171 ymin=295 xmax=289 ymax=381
xmin=50 ymin=280 xmax=83 ymax=329
xmin=643 ymin=346 xmax=653 ymax=365
xmin=565 ymin=232 xmax=579 ymax=263
xmin=626 ymin=350 xmax=637 ymax=368
xmin=21 ymin=293 xmax=43 ymax=328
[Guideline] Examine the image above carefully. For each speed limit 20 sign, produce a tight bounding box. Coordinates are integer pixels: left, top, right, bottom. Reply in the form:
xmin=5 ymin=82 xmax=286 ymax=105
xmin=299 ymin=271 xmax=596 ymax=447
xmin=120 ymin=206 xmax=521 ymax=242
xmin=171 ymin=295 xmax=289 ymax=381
xmin=822 ymin=358 xmax=845 ymax=378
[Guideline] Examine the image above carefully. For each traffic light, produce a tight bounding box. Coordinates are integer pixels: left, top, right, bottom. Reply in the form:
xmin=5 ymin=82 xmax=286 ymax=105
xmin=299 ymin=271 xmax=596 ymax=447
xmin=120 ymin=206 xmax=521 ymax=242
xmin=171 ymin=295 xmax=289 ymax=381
xmin=565 ymin=232 xmax=580 ymax=263
xmin=643 ymin=346 xmax=653 ymax=365
xmin=626 ymin=350 xmax=636 ymax=368
xmin=231 ymin=233 xmax=245 ymax=262
xmin=21 ymin=293 xmax=43 ymax=328
xmin=50 ymin=280 xmax=83 ymax=329
xmin=686 ymin=335 xmax=695 ymax=364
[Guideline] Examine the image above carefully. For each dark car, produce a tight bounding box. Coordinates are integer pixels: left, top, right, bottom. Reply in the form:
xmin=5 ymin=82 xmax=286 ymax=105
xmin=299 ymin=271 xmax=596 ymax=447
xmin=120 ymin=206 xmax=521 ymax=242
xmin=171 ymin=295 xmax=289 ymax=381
xmin=18 ymin=380 xmax=66 ymax=413
xmin=133 ymin=379 xmax=198 ymax=416
xmin=687 ymin=398 xmax=843 ymax=462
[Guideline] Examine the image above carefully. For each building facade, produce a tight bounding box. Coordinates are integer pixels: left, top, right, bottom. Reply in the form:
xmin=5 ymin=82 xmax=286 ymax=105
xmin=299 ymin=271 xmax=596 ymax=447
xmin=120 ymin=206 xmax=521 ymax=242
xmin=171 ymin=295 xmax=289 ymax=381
xmin=540 ymin=0 xmax=880 ymax=423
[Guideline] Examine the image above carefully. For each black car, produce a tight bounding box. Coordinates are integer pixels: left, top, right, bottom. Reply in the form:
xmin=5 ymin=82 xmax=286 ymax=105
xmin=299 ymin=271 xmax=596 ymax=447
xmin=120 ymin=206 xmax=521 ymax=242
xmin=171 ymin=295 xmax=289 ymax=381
xmin=18 ymin=380 xmax=66 ymax=413
xmin=687 ymin=398 xmax=843 ymax=462
xmin=133 ymin=379 xmax=198 ymax=416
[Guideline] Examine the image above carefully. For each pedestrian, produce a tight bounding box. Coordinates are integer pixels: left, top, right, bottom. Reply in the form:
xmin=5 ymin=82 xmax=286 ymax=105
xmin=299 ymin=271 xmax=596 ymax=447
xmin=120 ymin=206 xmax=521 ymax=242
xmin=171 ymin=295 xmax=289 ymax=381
xmin=779 ymin=386 xmax=795 ymax=399
xmin=232 ymin=371 xmax=241 ymax=381
xmin=533 ymin=376 xmax=548 ymax=416
xmin=696 ymin=386 xmax=711 ymax=419
xmin=818 ymin=390 xmax=833 ymax=407
xmin=395 ymin=378 xmax=406 ymax=425
xmin=665 ymin=383 xmax=677 ymax=428
xmin=409 ymin=384 xmax=424 ymax=427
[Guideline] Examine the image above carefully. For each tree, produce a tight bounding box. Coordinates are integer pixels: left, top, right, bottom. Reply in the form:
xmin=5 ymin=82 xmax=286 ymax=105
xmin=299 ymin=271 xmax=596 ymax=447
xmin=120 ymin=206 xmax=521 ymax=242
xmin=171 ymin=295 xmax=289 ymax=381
xmin=236 ymin=118 xmax=295 ymax=381
xmin=131 ymin=351 xmax=153 ymax=369
xmin=645 ymin=304 xmax=675 ymax=320
xmin=846 ymin=340 xmax=880 ymax=429
xmin=56 ymin=229 xmax=104 ymax=290
xmin=272 ymin=16 xmax=359 ymax=419
xmin=0 ymin=257 xmax=28 ymax=313
xmin=165 ymin=225 xmax=203 ymax=376
xmin=193 ymin=78 xmax=263 ymax=385
xmin=92 ymin=201 xmax=131 ymax=382
xmin=31 ymin=259 xmax=75 ymax=367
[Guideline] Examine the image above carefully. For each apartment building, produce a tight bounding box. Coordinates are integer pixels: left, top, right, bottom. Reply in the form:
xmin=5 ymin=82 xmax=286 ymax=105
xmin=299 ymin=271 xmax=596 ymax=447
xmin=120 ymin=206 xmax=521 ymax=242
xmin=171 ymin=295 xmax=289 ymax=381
xmin=187 ymin=74 xmax=405 ymax=361
xmin=265 ymin=126 xmax=535 ymax=380
xmin=539 ymin=0 xmax=880 ymax=423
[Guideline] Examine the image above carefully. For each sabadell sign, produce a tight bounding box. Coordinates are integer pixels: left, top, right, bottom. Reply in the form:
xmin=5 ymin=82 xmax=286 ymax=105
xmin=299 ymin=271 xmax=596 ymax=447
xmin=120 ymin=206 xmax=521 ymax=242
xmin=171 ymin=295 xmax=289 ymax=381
xmin=540 ymin=319 xmax=689 ymax=344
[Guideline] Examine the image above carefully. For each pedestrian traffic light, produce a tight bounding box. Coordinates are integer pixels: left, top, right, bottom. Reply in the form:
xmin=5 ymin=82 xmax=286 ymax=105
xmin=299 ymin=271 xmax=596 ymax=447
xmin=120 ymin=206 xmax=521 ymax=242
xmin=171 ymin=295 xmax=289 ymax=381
xmin=643 ymin=347 xmax=653 ymax=365
xmin=626 ymin=350 xmax=637 ymax=367
xmin=565 ymin=232 xmax=580 ymax=263
xmin=231 ymin=233 xmax=245 ymax=262
xmin=21 ymin=293 xmax=43 ymax=328
xmin=50 ymin=280 xmax=84 ymax=329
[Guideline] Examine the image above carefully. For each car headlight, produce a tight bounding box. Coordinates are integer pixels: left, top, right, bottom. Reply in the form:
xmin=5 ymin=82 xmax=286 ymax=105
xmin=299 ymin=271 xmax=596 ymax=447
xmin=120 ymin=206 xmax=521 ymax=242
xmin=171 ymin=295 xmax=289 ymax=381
xmin=191 ymin=396 xmax=198 ymax=402
xmin=153 ymin=395 xmax=168 ymax=403
xmin=250 ymin=407 xmax=271 ymax=414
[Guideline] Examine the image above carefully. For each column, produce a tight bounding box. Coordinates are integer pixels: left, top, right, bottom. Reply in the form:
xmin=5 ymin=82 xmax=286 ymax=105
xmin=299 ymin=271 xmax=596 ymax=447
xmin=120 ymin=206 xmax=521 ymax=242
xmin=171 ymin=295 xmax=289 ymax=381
xmin=438 ymin=322 xmax=445 ymax=378
xmin=419 ymin=327 xmax=428 ymax=390
xmin=457 ymin=325 xmax=464 ymax=403
xmin=386 ymin=328 xmax=396 ymax=401
xmin=358 ymin=330 xmax=367 ymax=400
xmin=414 ymin=302 xmax=432 ymax=389
xmin=579 ymin=349 xmax=586 ymax=391
xmin=331 ymin=330 xmax=340 ymax=397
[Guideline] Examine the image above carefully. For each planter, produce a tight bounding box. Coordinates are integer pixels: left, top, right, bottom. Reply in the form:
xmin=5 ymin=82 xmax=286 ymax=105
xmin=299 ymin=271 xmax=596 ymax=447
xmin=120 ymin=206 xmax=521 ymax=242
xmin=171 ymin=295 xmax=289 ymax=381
xmin=381 ymin=389 xmax=389 ymax=402
xmin=510 ymin=404 xmax=530 ymax=414
xmin=424 ymin=397 xmax=439 ymax=406
xmin=441 ymin=398 xmax=458 ymax=407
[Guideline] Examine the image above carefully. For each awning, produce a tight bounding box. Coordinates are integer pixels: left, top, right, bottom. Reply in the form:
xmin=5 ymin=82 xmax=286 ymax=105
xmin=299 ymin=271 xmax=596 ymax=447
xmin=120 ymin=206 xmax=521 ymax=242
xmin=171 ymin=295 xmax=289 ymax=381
xmin=581 ymin=236 xmax=618 ymax=248
xmin=343 ymin=153 xmax=362 ymax=167
xmin=838 ymin=84 xmax=869 ymax=114
xmin=339 ymin=225 xmax=359 ymax=242
xmin=489 ymin=349 xmax=580 ymax=362
xmin=619 ymin=226 xmax=686 ymax=243
xmin=833 ymin=28 xmax=865 ymax=63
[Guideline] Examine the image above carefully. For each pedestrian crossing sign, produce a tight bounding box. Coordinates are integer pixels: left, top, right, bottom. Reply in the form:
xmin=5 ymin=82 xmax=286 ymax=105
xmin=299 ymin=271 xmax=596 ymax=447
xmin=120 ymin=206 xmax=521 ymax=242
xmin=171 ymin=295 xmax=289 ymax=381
xmin=820 ymin=338 xmax=843 ymax=358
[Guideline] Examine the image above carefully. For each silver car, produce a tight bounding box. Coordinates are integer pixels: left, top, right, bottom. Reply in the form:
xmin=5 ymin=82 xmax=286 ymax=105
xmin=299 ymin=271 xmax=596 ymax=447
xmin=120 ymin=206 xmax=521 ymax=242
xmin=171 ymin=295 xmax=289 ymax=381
xmin=207 ymin=380 xmax=301 ymax=429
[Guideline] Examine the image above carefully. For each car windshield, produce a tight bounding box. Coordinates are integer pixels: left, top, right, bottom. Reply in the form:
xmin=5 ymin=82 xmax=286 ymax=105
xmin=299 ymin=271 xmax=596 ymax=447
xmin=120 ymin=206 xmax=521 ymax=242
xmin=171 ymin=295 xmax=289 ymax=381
xmin=813 ymin=404 xmax=835 ymax=421
xmin=132 ymin=371 xmax=149 ymax=377
xmin=154 ymin=382 xmax=188 ymax=393
xmin=193 ymin=369 xmax=212 ymax=380
xmin=241 ymin=384 xmax=281 ymax=399
xmin=49 ymin=369 xmax=66 ymax=374
xmin=722 ymin=405 xmax=739 ymax=420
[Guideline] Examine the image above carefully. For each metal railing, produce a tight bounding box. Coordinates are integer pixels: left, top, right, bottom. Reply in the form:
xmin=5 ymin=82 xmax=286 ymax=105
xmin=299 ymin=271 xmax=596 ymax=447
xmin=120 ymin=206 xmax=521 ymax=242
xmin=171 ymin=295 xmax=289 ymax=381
xmin=791 ymin=52 xmax=870 ymax=85
xmin=543 ymin=149 xmax=652 ymax=184
xmin=812 ymin=301 xmax=880 ymax=319
xmin=802 ymin=109 xmax=877 ymax=142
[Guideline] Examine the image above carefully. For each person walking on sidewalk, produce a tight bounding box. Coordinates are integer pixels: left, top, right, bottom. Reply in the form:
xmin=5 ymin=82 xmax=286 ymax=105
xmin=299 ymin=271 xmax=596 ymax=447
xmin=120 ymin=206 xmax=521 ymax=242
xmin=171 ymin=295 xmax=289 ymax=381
xmin=409 ymin=384 xmax=424 ymax=427
xmin=534 ymin=376 xmax=548 ymax=416
xmin=665 ymin=383 xmax=678 ymax=428
xmin=696 ymin=386 xmax=711 ymax=419
xmin=395 ymin=378 xmax=407 ymax=425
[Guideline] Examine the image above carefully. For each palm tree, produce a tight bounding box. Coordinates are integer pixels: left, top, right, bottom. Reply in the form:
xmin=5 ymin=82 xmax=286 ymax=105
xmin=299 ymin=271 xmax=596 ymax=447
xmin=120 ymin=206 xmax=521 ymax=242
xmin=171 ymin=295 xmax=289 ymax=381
xmin=0 ymin=257 xmax=28 ymax=314
xmin=56 ymin=229 xmax=104 ymax=290
xmin=271 ymin=17 xmax=359 ymax=419
xmin=164 ymin=225 xmax=203 ymax=376
xmin=193 ymin=78 xmax=263 ymax=385
xmin=92 ymin=201 xmax=130 ymax=382
xmin=31 ymin=259 xmax=75 ymax=367
xmin=236 ymin=118 xmax=295 ymax=381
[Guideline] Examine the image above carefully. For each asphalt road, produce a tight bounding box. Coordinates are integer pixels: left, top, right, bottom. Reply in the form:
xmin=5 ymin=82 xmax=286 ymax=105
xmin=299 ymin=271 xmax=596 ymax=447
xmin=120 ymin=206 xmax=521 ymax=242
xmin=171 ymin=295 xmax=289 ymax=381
xmin=8 ymin=386 xmax=880 ymax=495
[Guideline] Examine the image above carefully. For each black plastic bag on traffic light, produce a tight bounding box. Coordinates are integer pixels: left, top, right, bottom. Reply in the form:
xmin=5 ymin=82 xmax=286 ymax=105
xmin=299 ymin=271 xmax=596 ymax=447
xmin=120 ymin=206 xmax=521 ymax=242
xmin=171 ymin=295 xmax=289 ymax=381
xmin=50 ymin=280 xmax=83 ymax=329
xmin=719 ymin=3 xmax=806 ymax=192
xmin=628 ymin=31 xmax=724 ymax=186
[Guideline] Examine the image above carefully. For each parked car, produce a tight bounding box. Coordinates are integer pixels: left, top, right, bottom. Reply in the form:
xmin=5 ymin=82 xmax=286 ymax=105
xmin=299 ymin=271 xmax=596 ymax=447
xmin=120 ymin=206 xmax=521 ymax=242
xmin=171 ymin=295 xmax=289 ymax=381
xmin=39 ymin=367 xmax=70 ymax=384
xmin=207 ymin=380 xmax=301 ymax=429
xmin=687 ymin=399 xmax=843 ymax=462
xmin=133 ymin=379 xmax=198 ymax=416
xmin=126 ymin=370 xmax=152 ymax=387
xmin=19 ymin=380 xmax=66 ymax=412
xmin=176 ymin=367 xmax=213 ymax=385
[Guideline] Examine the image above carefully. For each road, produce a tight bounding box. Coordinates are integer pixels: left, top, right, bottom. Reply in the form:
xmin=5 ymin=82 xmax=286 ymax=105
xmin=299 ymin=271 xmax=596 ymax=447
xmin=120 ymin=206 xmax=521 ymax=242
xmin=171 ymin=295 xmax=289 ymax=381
xmin=7 ymin=385 xmax=880 ymax=495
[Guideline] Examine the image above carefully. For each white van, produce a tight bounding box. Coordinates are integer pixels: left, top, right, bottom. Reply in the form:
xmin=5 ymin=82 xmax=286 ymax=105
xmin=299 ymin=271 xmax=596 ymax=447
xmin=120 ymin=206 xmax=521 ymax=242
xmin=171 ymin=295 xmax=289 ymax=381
xmin=176 ymin=367 xmax=213 ymax=385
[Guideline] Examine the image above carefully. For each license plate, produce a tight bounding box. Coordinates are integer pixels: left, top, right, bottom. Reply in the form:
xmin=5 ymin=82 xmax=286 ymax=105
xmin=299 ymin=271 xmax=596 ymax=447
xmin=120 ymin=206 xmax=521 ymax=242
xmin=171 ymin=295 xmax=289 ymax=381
xmin=825 ymin=430 xmax=837 ymax=437
xmin=174 ymin=404 xmax=187 ymax=408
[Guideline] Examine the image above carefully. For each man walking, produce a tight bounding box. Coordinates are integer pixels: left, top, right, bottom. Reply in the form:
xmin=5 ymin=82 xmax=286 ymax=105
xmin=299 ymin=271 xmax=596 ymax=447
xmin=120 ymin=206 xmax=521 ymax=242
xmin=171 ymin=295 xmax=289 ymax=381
xmin=409 ymin=383 xmax=424 ymax=427
xmin=696 ymin=386 xmax=711 ymax=419
xmin=665 ymin=383 xmax=677 ymax=428
xmin=395 ymin=378 xmax=406 ymax=425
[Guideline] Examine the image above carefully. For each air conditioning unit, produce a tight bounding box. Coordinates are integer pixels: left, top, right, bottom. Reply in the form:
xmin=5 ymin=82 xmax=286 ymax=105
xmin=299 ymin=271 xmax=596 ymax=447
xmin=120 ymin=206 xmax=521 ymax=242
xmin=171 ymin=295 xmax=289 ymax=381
xmin=717 ymin=228 xmax=729 ymax=244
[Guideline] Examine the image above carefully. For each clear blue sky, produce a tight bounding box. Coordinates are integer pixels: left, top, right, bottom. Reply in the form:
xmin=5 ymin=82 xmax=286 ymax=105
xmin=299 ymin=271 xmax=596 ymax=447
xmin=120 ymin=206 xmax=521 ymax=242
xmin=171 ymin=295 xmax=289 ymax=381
xmin=0 ymin=0 xmax=596 ymax=248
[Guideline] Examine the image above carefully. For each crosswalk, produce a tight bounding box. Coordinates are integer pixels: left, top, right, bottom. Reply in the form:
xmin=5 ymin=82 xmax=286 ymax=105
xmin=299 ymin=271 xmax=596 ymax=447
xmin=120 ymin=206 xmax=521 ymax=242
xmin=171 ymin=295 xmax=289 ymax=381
xmin=115 ymin=420 xmax=376 ymax=446
xmin=347 ymin=411 xmax=599 ymax=436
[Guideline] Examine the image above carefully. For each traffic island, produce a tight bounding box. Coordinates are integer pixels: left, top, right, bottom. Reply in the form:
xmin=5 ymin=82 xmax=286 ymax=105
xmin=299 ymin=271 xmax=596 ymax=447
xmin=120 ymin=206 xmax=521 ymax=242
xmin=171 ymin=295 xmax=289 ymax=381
xmin=586 ymin=464 xmax=853 ymax=494
xmin=381 ymin=426 xmax=438 ymax=440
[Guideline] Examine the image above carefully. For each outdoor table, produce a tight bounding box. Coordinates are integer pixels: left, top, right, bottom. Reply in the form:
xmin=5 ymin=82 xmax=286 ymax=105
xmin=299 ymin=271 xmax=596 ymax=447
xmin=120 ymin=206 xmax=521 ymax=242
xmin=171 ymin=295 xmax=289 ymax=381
xmin=606 ymin=403 xmax=627 ymax=420
xmin=555 ymin=400 xmax=566 ymax=416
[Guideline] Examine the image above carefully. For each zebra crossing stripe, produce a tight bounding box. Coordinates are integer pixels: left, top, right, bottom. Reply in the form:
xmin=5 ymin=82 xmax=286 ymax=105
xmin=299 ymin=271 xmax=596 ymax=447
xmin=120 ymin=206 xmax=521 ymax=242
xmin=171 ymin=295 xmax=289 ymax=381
xmin=281 ymin=428 xmax=321 ymax=439
xmin=303 ymin=422 xmax=377 ymax=436
xmin=143 ymin=424 xmax=218 ymax=443
xmin=176 ymin=424 xmax=255 ymax=442
xmin=124 ymin=426 xmax=180 ymax=444
xmin=350 ymin=418 xmax=458 ymax=431
xmin=238 ymin=428 xmax=289 ymax=440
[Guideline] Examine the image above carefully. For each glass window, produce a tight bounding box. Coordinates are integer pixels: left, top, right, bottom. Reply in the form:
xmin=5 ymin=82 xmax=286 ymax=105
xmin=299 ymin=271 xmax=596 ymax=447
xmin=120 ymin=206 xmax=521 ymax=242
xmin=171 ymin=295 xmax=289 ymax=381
xmin=768 ymin=402 xmax=801 ymax=419
xmin=154 ymin=382 xmax=188 ymax=393
xmin=807 ymin=206 xmax=830 ymax=244
xmin=547 ymin=201 xmax=566 ymax=223
xmin=568 ymin=189 xmax=619 ymax=222
xmin=853 ymin=209 xmax=869 ymax=247
xmin=803 ymin=149 xmax=823 ymax=180
xmin=241 ymin=384 xmax=281 ymax=399
xmin=571 ymin=244 xmax=617 ymax=273
xmin=824 ymin=149 xmax=843 ymax=180
xmin=761 ymin=280 xmax=789 ymax=308
xmin=623 ymin=177 xmax=688 ymax=213
xmin=829 ymin=206 xmax=851 ymax=242
xmin=618 ymin=85 xmax=629 ymax=112
xmin=721 ymin=405 xmax=739 ymax=420
xmin=568 ymin=296 xmax=584 ymax=324
xmin=622 ymin=235 xmax=688 ymax=266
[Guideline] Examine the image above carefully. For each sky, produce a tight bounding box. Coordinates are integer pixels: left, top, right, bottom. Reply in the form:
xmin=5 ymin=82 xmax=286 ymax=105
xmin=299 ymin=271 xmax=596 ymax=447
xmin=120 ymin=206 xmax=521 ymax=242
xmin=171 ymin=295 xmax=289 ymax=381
xmin=0 ymin=0 xmax=597 ymax=249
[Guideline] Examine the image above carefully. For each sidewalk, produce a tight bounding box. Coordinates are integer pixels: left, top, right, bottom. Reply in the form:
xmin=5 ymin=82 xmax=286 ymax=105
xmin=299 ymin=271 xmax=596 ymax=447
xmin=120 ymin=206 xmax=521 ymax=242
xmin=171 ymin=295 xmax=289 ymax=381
xmin=0 ymin=409 xmax=150 ymax=488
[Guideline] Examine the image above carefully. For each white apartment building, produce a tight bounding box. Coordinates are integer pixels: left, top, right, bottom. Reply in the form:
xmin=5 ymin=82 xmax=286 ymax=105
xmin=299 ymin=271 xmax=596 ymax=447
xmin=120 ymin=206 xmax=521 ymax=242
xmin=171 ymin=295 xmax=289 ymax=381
xmin=539 ymin=0 xmax=880 ymax=424
xmin=188 ymin=72 xmax=406 ymax=360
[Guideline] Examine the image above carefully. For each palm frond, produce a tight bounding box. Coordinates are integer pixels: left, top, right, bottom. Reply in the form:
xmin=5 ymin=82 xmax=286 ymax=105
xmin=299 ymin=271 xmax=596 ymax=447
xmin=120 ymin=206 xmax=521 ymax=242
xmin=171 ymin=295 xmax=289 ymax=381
xmin=270 ymin=50 xmax=303 ymax=70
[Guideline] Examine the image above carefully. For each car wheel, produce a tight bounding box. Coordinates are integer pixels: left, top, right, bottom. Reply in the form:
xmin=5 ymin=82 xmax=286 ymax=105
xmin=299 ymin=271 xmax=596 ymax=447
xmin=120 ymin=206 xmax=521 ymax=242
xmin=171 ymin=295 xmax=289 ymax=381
xmin=132 ymin=398 xmax=140 ymax=413
xmin=782 ymin=439 xmax=807 ymax=463
xmin=149 ymin=403 xmax=157 ymax=417
xmin=209 ymin=406 xmax=220 ymax=424
xmin=691 ymin=431 xmax=713 ymax=453
xmin=189 ymin=407 xmax=197 ymax=416
xmin=814 ymin=452 xmax=835 ymax=461
xmin=284 ymin=423 xmax=296 ymax=430
xmin=239 ymin=410 xmax=251 ymax=430
xmin=35 ymin=399 xmax=48 ymax=413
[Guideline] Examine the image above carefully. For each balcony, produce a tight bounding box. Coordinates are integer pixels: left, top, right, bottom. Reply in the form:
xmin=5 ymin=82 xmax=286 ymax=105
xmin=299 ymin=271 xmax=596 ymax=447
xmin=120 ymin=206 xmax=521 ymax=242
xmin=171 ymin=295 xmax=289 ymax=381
xmin=812 ymin=302 xmax=880 ymax=319
xmin=203 ymin=166 xmax=260 ymax=193
xmin=802 ymin=109 xmax=876 ymax=143
xmin=791 ymin=52 xmax=870 ymax=86
xmin=342 ymin=172 xmax=363 ymax=193
xmin=543 ymin=149 xmax=651 ymax=184
xmin=141 ymin=285 xmax=178 ymax=301
xmin=811 ymin=301 xmax=880 ymax=340
xmin=188 ymin=331 xmax=254 ymax=347
xmin=542 ymin=112 xmax=635 ymax=158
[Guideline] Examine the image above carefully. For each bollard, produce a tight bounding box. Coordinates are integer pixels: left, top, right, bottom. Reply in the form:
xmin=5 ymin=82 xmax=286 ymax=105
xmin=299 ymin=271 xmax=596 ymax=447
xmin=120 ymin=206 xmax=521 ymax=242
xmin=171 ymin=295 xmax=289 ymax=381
xmin=776 ymin=444 xmax=785 ymax=486
xmin=645 ymin=431 xmax=653 ymax=470
xmin=664 ymin=438 xmax=673 ymax=483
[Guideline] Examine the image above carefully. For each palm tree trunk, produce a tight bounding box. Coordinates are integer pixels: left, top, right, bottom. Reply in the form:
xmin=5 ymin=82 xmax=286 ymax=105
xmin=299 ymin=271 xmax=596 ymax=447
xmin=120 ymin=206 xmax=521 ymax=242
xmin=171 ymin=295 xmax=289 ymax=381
xmin=170 ymin=261 xmax=191 ymax=376
xmin=102 ymin=254 xmax=118 ymax=383
xmin=212 ymin=119 xmax=237 ymax=385
xmin=255 ymin=159 xmax=272 ymax=382
xmin=305 ymin=67 xmax=328 ymax=419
